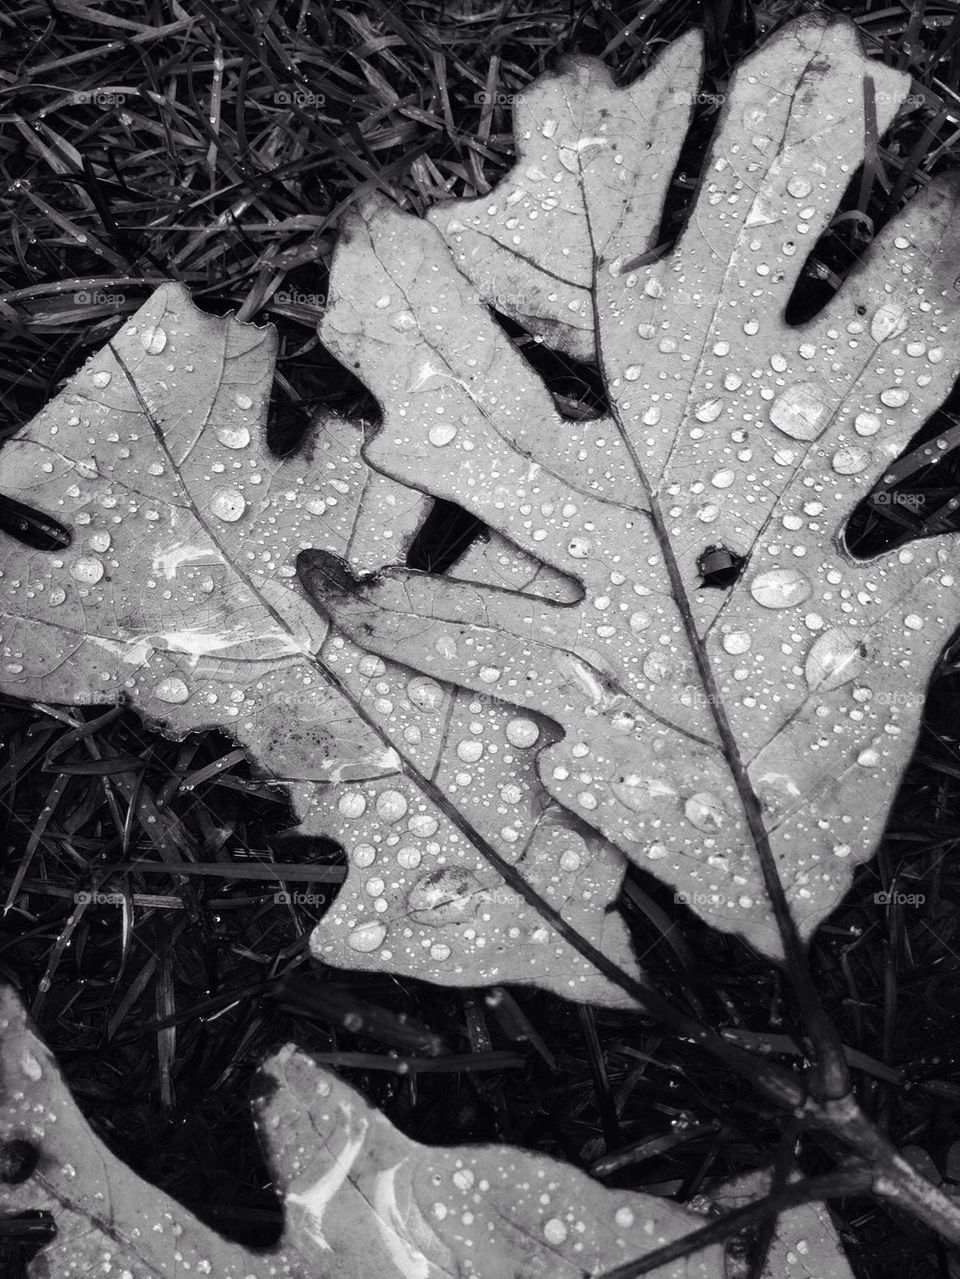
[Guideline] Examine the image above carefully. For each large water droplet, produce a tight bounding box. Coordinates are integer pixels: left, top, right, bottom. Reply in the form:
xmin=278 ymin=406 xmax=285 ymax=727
xmin=805 ymin=627 xmax=864 ymax=692
xmin=870 ymin=303 xmax=908 ymax=344
xmin=140 ymin=324 xmax=167 ymax=355
xmin=215 ymin=425 xmax=251 ymax=450
xmin=611 ymin=774 xmax=676 ymax=813
xmin=348 ymin=921 xmax=387 ymax=952
xmin=70 ymin=557 xmax=104 ymax=585
xmin=210 ymin=488 xmax=246 ymax=522
xmin=694 ymin=397 xmax=724 ymax=423
xmin=407 ymin=868 xmax=480 ymax=924
xmin=407 ymin=676 xmax=444 ymax=712
xmin=722 ymin=631 xmax=751 ymax=655
xmin=155 ymin=676 xmax=190 ymax=704
xmin=428 ymin=423 xmax=457 ymax=447
xmin=685 ymin=792 xmax=725 ymax=831
xmin=831 ymin=446 xmax=870 ymax=475
xmin=750 ymin=568 xmax=812 ymax=609
xmin=769 ymin=383 xmax=830 ymax=440
xmin=91 ymin=370 xmax=112 ymax=389
xmin=506 ymin=717 xmax=539 ymax=748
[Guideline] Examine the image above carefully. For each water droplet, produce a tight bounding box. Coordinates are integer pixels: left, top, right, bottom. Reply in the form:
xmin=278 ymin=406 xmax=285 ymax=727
xmin=805 ymin=628 xmax=863 ymax=692
xmin=615 ymin=1207 xmax=635 ymax=1229
xmin=407 ymin=868 xmax=479 ymax=923
xmin=722 ymin=631 xmax=751 ymax=655
xmin=769 ymin=383 xmax=830 ymax=440
xmin=831 ymin=446 xmax=870 ymax=475
xmin=787 ymin=175 xmax=812 ymax=198
xmin=711 ymin=469 xmax=735 ymax=489
xmin=348 ymin=921 xmax=387 ymax=952
xmin=407 ymin=676 xmax=444 ymax=712
xmin=155 ymin=676 xmax=190 ymax=704
xmin=870 ymin=303 xmax=909 ymax=344
xmin=215 ymin=425 xmax=251 ymax=450
xmin=376 ymin=789 xmax=408 ymax=822
xmin=91 ymin=370 xmax=112 ymax=389
xmin=880 ymin=386 xmax=910 ymax=408
xmin=457 ymin=739 xmax=483 ymax=763
xmin=694 ymin=397 xmax=724 ymax=423
xmin=857 ymin=748 xmax=880 ymax=767
xmin=543 ymin=1219 xmax=567 ymax=1245
xmin=48 ymin=586 xmax=66 ymax=606
xmin=88 ymin=530 xmax=111 ymax=552
xmin=506 ymin=717 xmax=539 ymax=748
xmin=140 ymin=324 xmax=167 ymax=355
xmin=70 ymin=557 xmax=104 ymax=585
xmin=854 ymin=412 xmax=880 ymax=436
xmin=338 ymin=792 xmax=367 ymax=818
xmin=210 ymin=488 xmax=246 ymax=521
xmin=750 ymin=568 xmax=812 ymax=609
xmin=235 ymin=394 xmax=253 ymax=410
xmin=428 ymin=423 xmax=457 ymax=447
xmin=612 ymin=774 xmax=675 ymax=813
xmin=629 ymin=611 xmax=651 ymax=633
xmin=904 ymin=613 xmax=923 ymax=631
xmin=685 ymin=793 xmax=725 ymax=831
xmin=20 ymin=1049 xmax=42 ymax=1080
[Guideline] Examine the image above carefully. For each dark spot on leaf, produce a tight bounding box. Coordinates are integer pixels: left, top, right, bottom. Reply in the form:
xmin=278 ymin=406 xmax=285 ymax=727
xmin=697 ymin=545 xmax=746 ymax=589
xmin=0 ymin=1138 xmax=39 ymax=1184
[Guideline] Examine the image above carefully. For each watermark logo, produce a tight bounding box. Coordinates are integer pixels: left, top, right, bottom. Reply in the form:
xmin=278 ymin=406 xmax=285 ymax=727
xmin=274 ymin=90 xmax=325 ymax=108
xmin=275 ymin=289 xmax=325 ymax=308
xmin=73 ymin=289 xmax=126 ymax=307
xmin=871 ymin=491 xmax=926 ymax=509
xmin=72 ymin=90 xmax=127 ymax=108
xmin=874 ymin=890 xmax=925 ymax=906
xmin=475 ymin=91 xmax=520 ymax=106
xmin=75 ymin=890 xmax=124 ymax=906
xmin=275 ymin=890 xmax=329 ymax=906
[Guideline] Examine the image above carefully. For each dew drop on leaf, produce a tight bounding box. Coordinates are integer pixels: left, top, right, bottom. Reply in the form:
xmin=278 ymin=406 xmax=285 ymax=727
xmin=804 ymin=627 xmax=864 ymax=692
xmin=722 ymin=631 xmax=751 ymax=655
xmin=870 ymin=303 xmax=909 ymax=344
xmin=831 ymin=446 xmax=870 ymax=475
xmin=428 ymin=423 xmax=457 ymax=447
xmin=750 ymin=568 xmax=812 ymax=609
xmin=215 ymin=425 xmax=252 ymax=450
xmin=155 ymin=677 xmax=190 ymax=705
xmin=685 ymin=793 xmax=726 ymax=831
xmin=210 ymin=488 xmax=246 ymax=521
xmin=140 ymin=325 xmax=167 ymax=355
xmin=91 ymin=370 xmax=112 ymax=389
xmin=505 ymin=717 xmax=539 ymax=748
xmin=70 ymin=557 xmax=104 ymax=584
xmin=347 ymin=921 xmax=387 ymax=952
xmin=769 ymin=383 xmax=830 ymax=440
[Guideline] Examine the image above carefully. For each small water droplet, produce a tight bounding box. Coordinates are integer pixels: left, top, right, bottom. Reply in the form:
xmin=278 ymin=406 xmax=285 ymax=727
xmin=854 ymin=412 xmax=881 ymax=436
xmin=880 ymin=386 xmax=910 ymax=408
xmin=91 ymin=370 xmax=112 ymax=389
xmin=787 ymin=175 xmax=812 ymax=198
xmin=543 ymin=1219 xmax=568 ymax=1245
